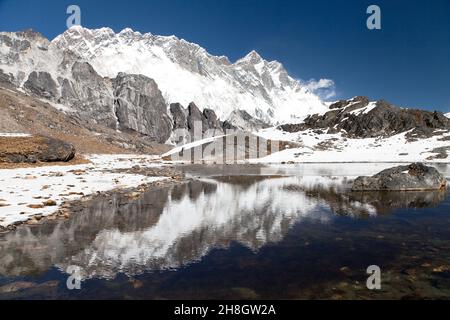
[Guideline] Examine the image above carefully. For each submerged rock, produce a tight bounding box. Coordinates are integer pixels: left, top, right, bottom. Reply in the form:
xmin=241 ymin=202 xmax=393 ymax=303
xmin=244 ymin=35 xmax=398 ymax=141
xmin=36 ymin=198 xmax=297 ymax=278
xmin=352 ymin=163 xmax=447 ymax=191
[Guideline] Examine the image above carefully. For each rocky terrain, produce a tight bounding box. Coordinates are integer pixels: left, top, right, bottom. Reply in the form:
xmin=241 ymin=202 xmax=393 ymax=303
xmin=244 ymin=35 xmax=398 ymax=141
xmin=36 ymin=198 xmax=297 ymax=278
xmin=0 ymin=135 xmax=75 ymax=164
xmin=1 ymin=27 xmax=449 ymax=164
xmin=280 ymin=96 xmax=450 ymax=140
xmin=0 ymin=86 xmax=170 ymax=156
xmin=352 ymin=163 xmax=447 ymax=191
xmin=0 ymin=28 xmax=275 ymax=146
xmin=248 ymin=95 xmax=450 ymax=163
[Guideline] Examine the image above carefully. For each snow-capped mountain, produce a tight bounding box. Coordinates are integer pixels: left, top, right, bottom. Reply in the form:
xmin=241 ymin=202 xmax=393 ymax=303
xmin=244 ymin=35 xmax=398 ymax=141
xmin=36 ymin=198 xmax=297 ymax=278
xmin=52 ymin=26 xmax=327 ymax=124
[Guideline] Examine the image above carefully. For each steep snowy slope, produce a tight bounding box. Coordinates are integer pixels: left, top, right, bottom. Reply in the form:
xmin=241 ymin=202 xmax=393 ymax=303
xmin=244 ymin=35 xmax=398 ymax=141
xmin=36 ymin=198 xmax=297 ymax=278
xmin=0 ymin=30 xmax=73 ymax=87
xmin=52 ymin=26 xmax=327 ymax=124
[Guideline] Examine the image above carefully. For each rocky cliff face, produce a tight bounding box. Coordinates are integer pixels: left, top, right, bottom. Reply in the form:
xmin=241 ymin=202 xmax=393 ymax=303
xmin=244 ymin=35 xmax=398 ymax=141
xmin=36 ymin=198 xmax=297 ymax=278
xmin=0 ymin=30 xmax=175 ymax=143
xmin=113 ymin=73 xmax=172 ymax=143
xmin=168 ymin=102 xmax=226 ymax=144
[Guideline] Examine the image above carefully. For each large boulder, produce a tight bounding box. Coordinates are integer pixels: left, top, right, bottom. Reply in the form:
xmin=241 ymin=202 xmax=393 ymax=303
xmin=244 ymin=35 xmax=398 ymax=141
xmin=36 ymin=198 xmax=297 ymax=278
xmin=352 ymin=163 xmax=446 ymax=191
xmin=0 ymin=136 xmax=75 ymax=163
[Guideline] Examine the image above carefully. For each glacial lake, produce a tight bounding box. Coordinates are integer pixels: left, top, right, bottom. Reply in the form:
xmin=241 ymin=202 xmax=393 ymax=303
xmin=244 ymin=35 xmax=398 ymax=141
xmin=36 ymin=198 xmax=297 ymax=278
xmin=0 ymin=163 xmax=449 ymax=299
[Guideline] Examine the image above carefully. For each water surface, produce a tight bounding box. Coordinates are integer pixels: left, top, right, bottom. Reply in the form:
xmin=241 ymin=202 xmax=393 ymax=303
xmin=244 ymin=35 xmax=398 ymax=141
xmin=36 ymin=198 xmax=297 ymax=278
xmin=0 ymin=163 xmax=449 ymax=299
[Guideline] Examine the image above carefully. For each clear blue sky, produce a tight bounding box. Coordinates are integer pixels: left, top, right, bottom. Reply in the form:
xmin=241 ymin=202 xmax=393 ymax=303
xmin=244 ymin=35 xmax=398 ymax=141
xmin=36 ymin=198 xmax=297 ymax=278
xmin=0 ymin=0 xmax=449 ymax=112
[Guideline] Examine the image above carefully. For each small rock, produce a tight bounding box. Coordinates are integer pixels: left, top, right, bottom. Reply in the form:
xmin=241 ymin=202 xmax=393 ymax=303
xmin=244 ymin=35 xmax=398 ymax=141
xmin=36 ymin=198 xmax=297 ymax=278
xmin=42 ymin=199 xmax=57 ymax=206
xmin=128 ymin=192 xmax=141 ymax=199
xmin=27 ymin=204 xmax=45 ymax=209
xmin=432 ymin=265 xmax=449 ymax=273
xmin=0 ymin=281 xmax=36 ymax=293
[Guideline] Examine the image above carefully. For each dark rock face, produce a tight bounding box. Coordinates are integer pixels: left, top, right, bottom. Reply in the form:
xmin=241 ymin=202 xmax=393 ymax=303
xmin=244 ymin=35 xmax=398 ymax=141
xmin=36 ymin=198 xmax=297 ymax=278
xmin=24 ymin=72 xmax=58 ymax=98
xmin=0 ymin=136 xmax=75 ymax=163
xmin=169 ymin=103 xmax=267 ymax=139
xmin=203 ymin=108 xmax=222 ymax=131
xmin=280 ymin=97 xmax=450 ymax=139
xmin=170 ymin=103 xmax=187 ymax=130
xmin=170 ymin=102 xmax=225 ymax=137
xmin=352 ymin=163 xmax=447 ymax=191
xmin=222 ymin=120 xmax=237 ymax=131
xmin=113 ymin=73 xmax=172 ymax=143
xmin=0 ymin=69 xmax=14 ymax=84
xmin=63 ymin=62 xmax=117 ymax=129
xmin=39 ymin=137 xmax=76 ymax=162
xmin=329 ymin=96 xmax=369 ymax=110
xmin=187 ymin=102 xmax=204 ymax=132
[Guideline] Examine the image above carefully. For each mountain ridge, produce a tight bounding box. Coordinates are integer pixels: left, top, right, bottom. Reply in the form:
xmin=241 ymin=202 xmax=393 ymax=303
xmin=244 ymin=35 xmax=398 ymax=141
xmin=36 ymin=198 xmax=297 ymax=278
xmin=50 ymin=26 xmax=327 ymax=123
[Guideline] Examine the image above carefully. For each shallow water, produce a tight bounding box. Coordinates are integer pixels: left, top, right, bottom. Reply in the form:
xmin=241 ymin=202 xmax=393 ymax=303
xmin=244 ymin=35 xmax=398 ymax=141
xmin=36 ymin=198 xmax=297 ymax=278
xmin=0 ymin=164 xmax=449 ymax=299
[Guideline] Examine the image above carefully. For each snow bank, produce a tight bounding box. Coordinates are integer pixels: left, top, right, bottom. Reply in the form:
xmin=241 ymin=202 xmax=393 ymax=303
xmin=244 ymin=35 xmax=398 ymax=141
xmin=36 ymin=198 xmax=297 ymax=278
xmin=0 ymin=133 xmax=32 ymax=137
xmin=253 ymin=127 xmax=450 ymax=164
xmin=0 ymin=154 xmax=166 ymax=228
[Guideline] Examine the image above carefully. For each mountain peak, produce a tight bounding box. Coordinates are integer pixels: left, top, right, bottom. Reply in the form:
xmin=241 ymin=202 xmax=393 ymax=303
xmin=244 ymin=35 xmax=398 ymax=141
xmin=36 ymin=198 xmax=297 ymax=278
xmin=119 ymin=27 xmax=142 ymax=36
xmin=48 ymin=26 xmax=327 ymax=123
xmin=238 ymin=50 xmax=264 ymax=64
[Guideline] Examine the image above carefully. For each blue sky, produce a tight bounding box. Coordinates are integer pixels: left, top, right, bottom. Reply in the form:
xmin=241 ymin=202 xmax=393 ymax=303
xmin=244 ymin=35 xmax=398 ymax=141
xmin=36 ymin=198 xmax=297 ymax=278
xmin=0 ymin=0 xmax=449 ymax=112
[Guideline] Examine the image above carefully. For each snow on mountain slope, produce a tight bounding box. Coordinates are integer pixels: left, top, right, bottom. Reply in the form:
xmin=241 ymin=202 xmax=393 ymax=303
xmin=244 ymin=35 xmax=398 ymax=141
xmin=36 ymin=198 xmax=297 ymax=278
xmin=446 ymin=112 xmax=450 ymax=119
xmin=0 ymin=30 xmax=73 ymax=87
xmin=52 ymin=26 xmax=327 ymax=124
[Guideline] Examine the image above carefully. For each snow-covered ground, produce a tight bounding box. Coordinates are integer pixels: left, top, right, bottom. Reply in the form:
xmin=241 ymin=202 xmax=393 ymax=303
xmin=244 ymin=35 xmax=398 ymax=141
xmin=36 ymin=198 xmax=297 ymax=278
xmin=252 ymin=127 xmax=450 ymax=163
xmin=161 ymin=126 xmax=450 ymax=164
xmin=0 ymin=154 xmax=167 ymax=229
xmin=0 ymin=133 xmax=32 ymax=137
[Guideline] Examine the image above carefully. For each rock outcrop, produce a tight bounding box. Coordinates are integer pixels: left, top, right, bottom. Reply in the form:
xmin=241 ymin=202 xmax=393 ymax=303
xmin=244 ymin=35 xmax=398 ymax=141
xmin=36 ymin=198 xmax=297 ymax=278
xmin=352 ymin=163 xmax=447 ymax=191
xmin=281 ymin=97 xmax=450 ymax=140
xmin=169 ymin=102 xmax=226 ymax=143
xmin=0 ymin=136 xmax=75 ymax=163
xmin=113 ymin=73 xmax=172 ymax=143
xmin=23 ymin=71 xmax=58 ymax=99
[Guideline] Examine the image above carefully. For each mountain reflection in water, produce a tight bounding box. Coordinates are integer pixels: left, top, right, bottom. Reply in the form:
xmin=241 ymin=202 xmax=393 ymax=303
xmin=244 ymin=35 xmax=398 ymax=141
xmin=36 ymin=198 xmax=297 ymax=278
xmin=0 ymin=173 xmax=447 ymax=281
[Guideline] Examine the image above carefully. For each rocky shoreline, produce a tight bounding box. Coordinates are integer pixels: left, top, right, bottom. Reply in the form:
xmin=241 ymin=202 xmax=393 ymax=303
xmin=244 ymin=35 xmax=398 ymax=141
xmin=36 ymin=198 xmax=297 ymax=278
xmin=0 ymin=154 xmax=185 ymax=233
xmin=0 ymin=166 xmax=184 ymax=234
